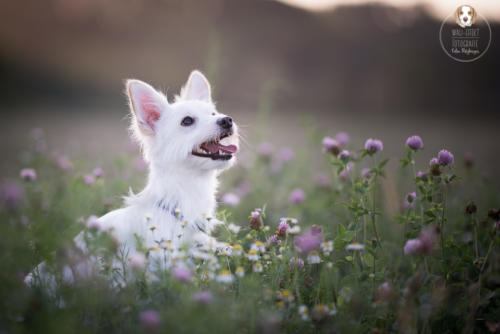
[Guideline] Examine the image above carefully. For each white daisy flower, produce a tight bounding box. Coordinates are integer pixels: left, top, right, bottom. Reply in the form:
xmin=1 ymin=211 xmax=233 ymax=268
xmin=216 ymin=270 xmax=234 ymax=284
xmin=235 ymin=266 xmax=245 ymax=277
xmin=288 ymin=226 xmax=301 ymax=234
xmin=339 ymin=286 xmax=353 ymax=302
xmin=253 ymin=262 xmax=263 ymax=273
xmin=280 ymin=217 xmax=299 ymax=224
xmin=190 ymin=250 xmax=215 ymax=261
xmin=232 ymin=244 xmax=243 ymax=256
xmin=345 ymin=242 xmax=365 ymax=251
xmin=280 ymin=289 xmax=294 ymax=302
xmin=227 ymin=223 xmax=241 ymax=234
xmin=313 ymin=304 xmax=338 ymax=318
xmin=307 ymin=250 xmax=321 ymax=264
xmin=298 ymin=305 xmax=309 ymax=321
xmin=250 ymin=241 xmax=266 ymax=252
xmin=208 ymin=259 xmax=221 ymax=271
xmin=218 ymin=243 xmax=232 ymax=256
xmin=321 ymin=241 xmax=334 ymax=252
xmin=247 ymin=250 xmax=260 ymax=261
xmin=200 ymin=270 xmax=214 ymax=281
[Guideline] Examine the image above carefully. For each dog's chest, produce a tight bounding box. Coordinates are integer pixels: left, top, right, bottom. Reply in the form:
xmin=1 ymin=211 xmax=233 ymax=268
xmin=105 ymin=201 xmax=214 ymax=253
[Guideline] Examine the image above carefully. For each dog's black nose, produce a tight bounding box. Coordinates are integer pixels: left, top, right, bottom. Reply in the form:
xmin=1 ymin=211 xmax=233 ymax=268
xmin=217 ymin=116 xmax=233 ymax=130
xmin=463 ymin=16 xmax=468 ymax=22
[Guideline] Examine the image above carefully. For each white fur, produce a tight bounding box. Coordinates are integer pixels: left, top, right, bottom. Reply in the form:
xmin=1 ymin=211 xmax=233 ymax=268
xmin=26 ymin=71 xmax=238 ymax=285
xmin=456 ymin=5 xmax=475 ymax=28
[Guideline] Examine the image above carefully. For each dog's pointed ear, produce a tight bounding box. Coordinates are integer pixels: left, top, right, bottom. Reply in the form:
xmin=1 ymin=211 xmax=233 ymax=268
xmin=180 ymin=70 xmax=211 ymax=102
xmin=126 ymin=79 xmax=168 ymax=135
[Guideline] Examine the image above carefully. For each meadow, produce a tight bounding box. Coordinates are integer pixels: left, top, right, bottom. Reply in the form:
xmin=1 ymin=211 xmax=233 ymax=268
xmin=0 ymin=123 xmax=499 ymax=334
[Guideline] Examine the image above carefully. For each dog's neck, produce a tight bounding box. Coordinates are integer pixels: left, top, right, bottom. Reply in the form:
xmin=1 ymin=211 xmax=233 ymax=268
xmin=137 ymin=163 xmax=218 ymax=220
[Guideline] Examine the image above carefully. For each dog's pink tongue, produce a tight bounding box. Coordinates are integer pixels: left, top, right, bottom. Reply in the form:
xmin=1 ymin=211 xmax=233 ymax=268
xmin=220 ymin=144 xmax=238 ymax=154
xmin=202 ymin=142 xmax=238 ymax=154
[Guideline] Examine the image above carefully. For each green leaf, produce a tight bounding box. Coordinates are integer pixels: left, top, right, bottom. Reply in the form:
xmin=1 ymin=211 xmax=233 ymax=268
xmin=365 ymin=253 xmax=374 ymax=266
xmin=378 ymin=158 xmax=389 ymax=169
xmin=424 ymin=210 xmax=436 ymax=218
xmin=337 ymin=224 xmax=346 ymax=238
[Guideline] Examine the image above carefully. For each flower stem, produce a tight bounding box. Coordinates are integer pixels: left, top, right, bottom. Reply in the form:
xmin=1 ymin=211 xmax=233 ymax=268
xmin=480 ymin=239 xmax=495 ymax=273
xmin=440 ymin=187 xmax=447 ymax=258
xmin=410 ymin=154 xmax=424 ymax=226
xmin=371 ymin=157 xmax=382 ymax=249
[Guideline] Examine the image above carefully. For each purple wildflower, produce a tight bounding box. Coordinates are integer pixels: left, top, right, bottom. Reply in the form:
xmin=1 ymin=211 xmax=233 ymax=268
xmin=418 ymin=225 xmax=438 ymax=255
xmin=191 ymin=291 xmax=213 ymax=304
xmin=403 ymin=239 xmax=422 ymax=255
xmin=417 ymin=171 xmax=427 ymax=180
xmin=276 ymin=221 xmax=290 ymax=237
xmin=406 ymin=192 xmax=416 ymax=203
xmin=294 ymin=226 xmax=323 ymax=255
xmin=129 ymin=252 xmax=146 ymax=270
xmin=403 ymin=225 xmax=437 ymax=256
xmin=322 ymin=137 xmax=341 ymax=156
xmin=251 ymin=210 xmax=260 ymax=219
xmin=172 ymin=264 xmax=193 ymax=282
xmin=361 ymin=168 xmax=372 ymax=179
xmin=139 ymin=310 xmax=162 ymax=330
xmin=339 ymin=162 xmax=353 ymax=182
xmin=20 ymin=168 xmax=37 ymax=181
xmin=339 ymin=150 xmax=350 ymax=161
xmin=438 ymin=150 xmax=454 ymax=166
xmin=221 ymin=192 xmax=240 ymax=207
xmin=405 ymin=135 xmax=423 ymax=150
xmin=335 ymin=132 xmax=350 ymax=145
xmin=93 ymin=168 xmax=104 ymax=178
xmin=87 ymin=215 xmax=101 ymax=231
xmin=364 ymin=138 xmax=383 ymax=154
xmin=267 ymin=234 xmax=282 ymax=246
xmin=403 ymin=201 xmax=413 ymax=210
xmin=278 ymin=147 xmax=294 ymax=163
xmin=310 ymin=225 xmax=323 ymax=235
xmin=55 ymin=155 xmax=73 ymax=171
xmin=83 ymin=174 xmax=95 ymax=186
xmin=236 ymin=180 xmax=251 ymax=197
xmin=0 ymin=180 xmax=24 ymax=210
xmin=315 ymin=173 xmax=331 ymax=187
xmin=250 ymin=209 xmax=262 ymax=230
xmin=258 ymin=142 xmax=274 ymax=157
xmin=429 ymin=157 xmax=439 ymax=166
xmin=289 ymin=257 xmax=305 ymax=271
xmin=289 ymin=188 xmax=305 ymax=204
xmin=377 ymin=282 xmax=392 ymax=301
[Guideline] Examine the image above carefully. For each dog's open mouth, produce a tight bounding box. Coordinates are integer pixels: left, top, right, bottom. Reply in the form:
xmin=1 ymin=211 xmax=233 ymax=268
xmin=192 ymin=133 xmax=238 ymax=161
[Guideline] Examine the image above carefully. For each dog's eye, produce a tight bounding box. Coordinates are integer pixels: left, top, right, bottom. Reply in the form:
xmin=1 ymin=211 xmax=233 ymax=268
xmin=181 ymin=116 xmax=195 ymax=127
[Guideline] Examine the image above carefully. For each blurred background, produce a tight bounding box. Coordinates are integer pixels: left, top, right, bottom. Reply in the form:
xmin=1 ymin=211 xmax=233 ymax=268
xmin=0 ymin=0 xmax=499 ymax=178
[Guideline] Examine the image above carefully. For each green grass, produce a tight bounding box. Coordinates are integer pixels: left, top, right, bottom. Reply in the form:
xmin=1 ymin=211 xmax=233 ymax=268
xmin=0 ymin=128 xmax=499 ymax=334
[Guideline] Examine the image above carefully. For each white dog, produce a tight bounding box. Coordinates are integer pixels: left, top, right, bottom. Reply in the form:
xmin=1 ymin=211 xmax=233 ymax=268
xmin=456 ymin=5 xmax=476 ymax=28
xmin=26 ymin=71 xmax=238 ymax=285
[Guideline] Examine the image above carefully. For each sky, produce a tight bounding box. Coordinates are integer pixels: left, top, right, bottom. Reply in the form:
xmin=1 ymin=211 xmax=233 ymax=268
xmin=278 ymin=0 xmax=500 ymax=19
